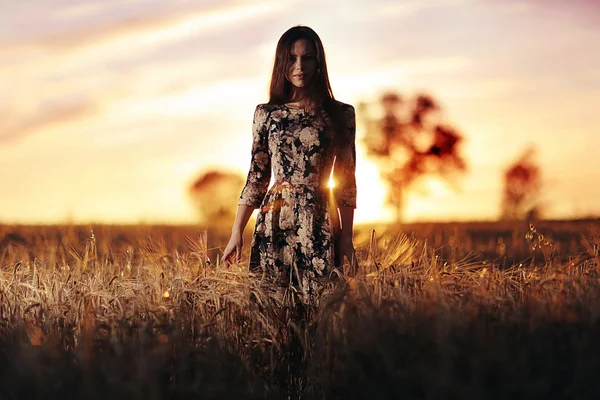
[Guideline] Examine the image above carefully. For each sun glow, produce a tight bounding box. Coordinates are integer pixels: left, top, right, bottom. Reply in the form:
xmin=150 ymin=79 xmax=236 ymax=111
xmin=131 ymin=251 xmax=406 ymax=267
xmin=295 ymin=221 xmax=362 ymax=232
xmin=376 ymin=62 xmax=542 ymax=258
xmin=354 ymin=149 xmax=394 ymax=224
xmin=326 ymin=148 xmax=392 ymax=224
xmin=328 ymin=174 xmax=335 ymax=189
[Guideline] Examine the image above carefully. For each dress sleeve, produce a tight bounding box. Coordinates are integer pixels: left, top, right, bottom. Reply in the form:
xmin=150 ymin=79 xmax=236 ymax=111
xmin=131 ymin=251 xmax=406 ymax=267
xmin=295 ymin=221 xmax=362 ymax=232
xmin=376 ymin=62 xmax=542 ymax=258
xmin=238 ymin=105 xmax=271 ymax=207
xmin=333 ymin=105 xmax=357 ymax=209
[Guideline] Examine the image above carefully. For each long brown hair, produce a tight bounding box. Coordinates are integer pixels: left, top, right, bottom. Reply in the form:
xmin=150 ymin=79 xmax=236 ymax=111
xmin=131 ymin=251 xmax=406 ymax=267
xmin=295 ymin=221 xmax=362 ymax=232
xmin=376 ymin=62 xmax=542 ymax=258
xmin=268 ymin=25 xmax=344 ymax=143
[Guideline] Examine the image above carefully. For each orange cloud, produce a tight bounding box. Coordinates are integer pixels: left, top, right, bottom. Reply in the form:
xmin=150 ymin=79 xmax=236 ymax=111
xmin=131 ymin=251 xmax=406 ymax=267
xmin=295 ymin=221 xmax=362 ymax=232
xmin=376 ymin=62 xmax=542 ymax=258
xmin=1 ymin=1 xmax=289 ymax=54
xmin=0 ymin=100 xmax=97 ymax=144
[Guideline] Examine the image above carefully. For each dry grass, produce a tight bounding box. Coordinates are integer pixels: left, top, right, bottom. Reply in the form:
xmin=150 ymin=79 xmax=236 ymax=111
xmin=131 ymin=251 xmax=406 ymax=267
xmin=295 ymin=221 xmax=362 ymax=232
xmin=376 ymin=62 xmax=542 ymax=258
xmin=0 ymin=220 xmax=599 ymax=399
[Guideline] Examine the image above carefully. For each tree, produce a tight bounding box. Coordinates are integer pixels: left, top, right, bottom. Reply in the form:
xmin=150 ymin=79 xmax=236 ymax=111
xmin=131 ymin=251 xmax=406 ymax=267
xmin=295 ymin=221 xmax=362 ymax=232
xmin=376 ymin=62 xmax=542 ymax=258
xmin=188 ymin=170 xmax=245 ymax=226
xmin=359 ymin=91 xmax=468 ymax=222
xmin=501 ymin=147 xmax=542 ymax=221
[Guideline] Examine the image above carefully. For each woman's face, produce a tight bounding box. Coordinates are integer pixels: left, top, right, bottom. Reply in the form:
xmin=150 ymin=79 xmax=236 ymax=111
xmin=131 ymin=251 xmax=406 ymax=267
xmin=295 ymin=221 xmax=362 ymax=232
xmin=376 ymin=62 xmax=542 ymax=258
xmin=287 ymin=39 xmax=318 ymax=88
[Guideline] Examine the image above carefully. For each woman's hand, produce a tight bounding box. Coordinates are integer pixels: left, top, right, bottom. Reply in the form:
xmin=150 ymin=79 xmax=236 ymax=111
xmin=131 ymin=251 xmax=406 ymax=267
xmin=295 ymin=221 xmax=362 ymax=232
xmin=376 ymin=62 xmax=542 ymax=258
xmin=338 ymin=234 xmax=358 ymax=275
xmin=222 ymin=231 xmax=243 ymax=265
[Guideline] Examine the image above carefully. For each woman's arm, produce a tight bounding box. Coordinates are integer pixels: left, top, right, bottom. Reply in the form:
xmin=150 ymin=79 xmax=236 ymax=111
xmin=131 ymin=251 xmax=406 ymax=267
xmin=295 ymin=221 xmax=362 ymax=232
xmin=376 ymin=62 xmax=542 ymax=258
xmin=231 ymin=204 xmax=257 ymax=235
xmin=333 ymin=104 xmax=357 ymax=208
xmin=222 ymin=204 xmax=257 ymax=263
xmin=338 ymin=207 xmax=358 ymax=274
xmin=339 ymin=206 xmax=354 ymax=238
xmin=223 ymin=105 xmax=270 ymax=264
xmin=333 ymin=104 xmax=358 ymax=273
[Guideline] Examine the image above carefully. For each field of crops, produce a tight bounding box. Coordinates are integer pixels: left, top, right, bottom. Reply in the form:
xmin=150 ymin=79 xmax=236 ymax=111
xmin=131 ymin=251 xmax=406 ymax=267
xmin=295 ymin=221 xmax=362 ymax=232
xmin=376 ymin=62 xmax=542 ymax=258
xmin=1 ymin=219 xmax=599 ymax=399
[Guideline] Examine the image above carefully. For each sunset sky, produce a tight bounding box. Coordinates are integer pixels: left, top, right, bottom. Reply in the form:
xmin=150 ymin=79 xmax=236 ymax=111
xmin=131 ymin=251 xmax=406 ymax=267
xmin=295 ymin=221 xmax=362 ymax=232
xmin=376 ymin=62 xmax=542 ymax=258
xmin=1 ymin=0 xmax=599 ymax=225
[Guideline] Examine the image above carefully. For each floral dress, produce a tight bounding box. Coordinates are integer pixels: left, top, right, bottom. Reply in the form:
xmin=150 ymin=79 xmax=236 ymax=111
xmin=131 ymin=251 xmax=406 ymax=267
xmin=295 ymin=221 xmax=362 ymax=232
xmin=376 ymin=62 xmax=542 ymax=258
xmin=238 ymin=102 xmax=357 ymax=304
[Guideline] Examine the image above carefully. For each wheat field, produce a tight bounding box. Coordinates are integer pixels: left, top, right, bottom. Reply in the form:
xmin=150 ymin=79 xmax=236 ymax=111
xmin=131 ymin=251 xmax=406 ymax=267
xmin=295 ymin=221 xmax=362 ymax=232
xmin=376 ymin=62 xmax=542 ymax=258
xmin=0 ymin=220 xmax=599 ymax=399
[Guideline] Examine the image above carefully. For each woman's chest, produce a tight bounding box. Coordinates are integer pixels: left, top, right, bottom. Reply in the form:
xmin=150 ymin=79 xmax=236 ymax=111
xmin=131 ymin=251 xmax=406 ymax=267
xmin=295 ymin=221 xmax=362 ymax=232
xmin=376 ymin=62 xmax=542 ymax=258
xmin=267 ymin=115 xmax=335 ymax=157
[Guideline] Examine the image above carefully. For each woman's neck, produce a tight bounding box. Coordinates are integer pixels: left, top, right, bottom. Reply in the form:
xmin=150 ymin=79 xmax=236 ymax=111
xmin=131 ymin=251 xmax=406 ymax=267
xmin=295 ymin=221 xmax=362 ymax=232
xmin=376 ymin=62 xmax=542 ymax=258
xmin=287 ymin=91 xmax=322 ymax=110
xmin=289 ymin=86 xmax=316 ymax=105
xmin=285 ymin=100 xmax=306 ymax=108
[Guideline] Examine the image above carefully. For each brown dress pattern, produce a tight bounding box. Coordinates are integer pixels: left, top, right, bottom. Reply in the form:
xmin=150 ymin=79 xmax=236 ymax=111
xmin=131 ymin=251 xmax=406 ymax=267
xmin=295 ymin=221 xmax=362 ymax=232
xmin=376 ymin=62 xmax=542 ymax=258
xmin=238 ymin=102 xmax=356 ymax=303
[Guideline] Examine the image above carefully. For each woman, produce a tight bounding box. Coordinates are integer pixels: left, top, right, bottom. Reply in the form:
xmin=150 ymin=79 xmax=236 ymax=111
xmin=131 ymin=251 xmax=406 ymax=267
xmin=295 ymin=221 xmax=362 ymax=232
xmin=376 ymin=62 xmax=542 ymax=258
xmin=222 ymin=25 xmax=357 ymax=304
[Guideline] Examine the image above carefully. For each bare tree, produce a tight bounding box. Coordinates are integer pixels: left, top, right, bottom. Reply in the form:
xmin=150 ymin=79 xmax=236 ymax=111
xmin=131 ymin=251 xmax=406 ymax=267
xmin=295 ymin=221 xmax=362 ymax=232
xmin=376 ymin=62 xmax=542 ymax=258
xmin=359 ymin=91 xmax=468 ymax=222
xmin=501 ymin=147 xmax=542 ymax=221
xmin=188 ymin=170 xmax=245 ymax=226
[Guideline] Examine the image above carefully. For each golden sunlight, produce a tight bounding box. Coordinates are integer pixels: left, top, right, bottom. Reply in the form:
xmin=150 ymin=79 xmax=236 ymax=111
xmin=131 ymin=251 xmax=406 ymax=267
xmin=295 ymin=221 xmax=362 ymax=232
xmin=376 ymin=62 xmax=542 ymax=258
xmin=328 ymin=150 xmax=391 ymax=223
xmin=423 ymin=178 xmax=452 ymax=197
xmin=354 ymin=153 xmax=393 ymax=224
